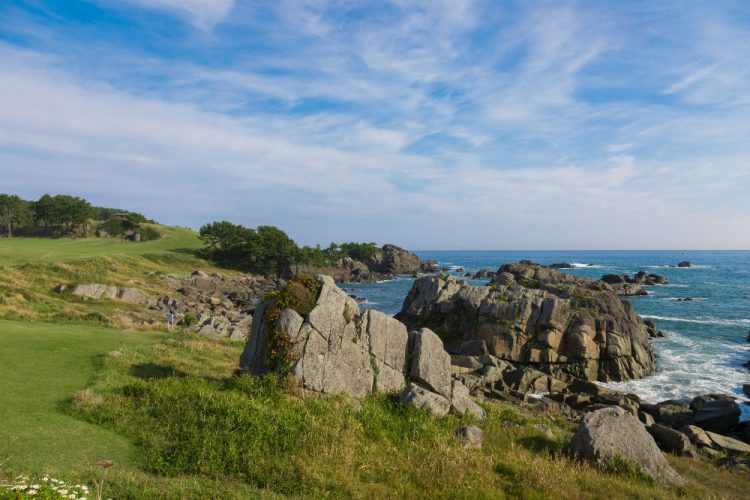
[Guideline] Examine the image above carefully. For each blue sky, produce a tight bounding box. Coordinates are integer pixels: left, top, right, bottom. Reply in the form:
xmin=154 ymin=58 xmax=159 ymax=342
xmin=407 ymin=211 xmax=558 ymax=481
xmin=1 ymin=0 xmax=749 ymax=249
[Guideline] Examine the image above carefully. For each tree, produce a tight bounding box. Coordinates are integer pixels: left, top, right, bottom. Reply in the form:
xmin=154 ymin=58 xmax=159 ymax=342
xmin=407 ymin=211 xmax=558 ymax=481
xmin=32 ymin=194 xmax=56 ymax=227
xmin=251 ymin=225 xmax=299 ymax=275
xmin=0 ymin=194 xmax=25 ymax=238
xmin=48 ymin=195 xmax=91 ymax=234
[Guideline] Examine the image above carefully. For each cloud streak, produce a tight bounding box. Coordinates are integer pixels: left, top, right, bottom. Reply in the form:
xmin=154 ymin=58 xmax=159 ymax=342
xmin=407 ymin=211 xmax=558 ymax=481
xmin=0 ymin=1 xmax=749 ymax=249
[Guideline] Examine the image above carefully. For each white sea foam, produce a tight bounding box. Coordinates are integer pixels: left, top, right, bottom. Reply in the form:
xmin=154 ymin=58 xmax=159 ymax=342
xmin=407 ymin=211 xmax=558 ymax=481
xmin=570 ymin=262 xmax=601 ymax=268
xmin=659 ymin=297 xmax=706 ymax=302
xmin=641 ymin=314 xmax=750 ymax=326
xmin=603 ymin=331 xmax=750 ymax=412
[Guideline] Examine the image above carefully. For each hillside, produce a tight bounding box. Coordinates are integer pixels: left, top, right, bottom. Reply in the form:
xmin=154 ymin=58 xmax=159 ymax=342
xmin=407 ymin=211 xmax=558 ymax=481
xmin=0 ymin=226 xmax=202 ymax=265
xmin=1 ymin=234 xmax=749 ymax=499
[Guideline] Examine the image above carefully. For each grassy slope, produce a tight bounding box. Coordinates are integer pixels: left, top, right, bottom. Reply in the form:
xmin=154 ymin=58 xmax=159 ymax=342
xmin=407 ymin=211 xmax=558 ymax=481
xmin=0 ymin=319 xmax=164 ymax=470
xmin=0 ymin=226 xmax=202 ymax=265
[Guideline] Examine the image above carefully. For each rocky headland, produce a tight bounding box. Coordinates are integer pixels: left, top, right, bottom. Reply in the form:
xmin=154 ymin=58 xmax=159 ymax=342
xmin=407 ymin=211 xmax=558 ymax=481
xmin=396 ymin=261 xmax=656 ymax=382
xmin=284 ymin=243 xmax=438 ymax=283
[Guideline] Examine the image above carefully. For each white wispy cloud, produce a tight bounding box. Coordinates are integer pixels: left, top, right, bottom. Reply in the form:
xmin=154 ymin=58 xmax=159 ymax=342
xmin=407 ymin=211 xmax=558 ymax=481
xmin=123 ymin=0 xmax=235 ymax=29
xmin=1 ymin=2 xmax=750 ymax=248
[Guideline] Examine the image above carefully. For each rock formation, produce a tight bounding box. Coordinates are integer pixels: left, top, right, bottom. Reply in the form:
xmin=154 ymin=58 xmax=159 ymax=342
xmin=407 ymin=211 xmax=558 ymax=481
xmin=396 ymin=261 xmax=656 ymax=383
xmin=601 ymin=272 xmax=668 ymax=296
xmin=286 ymin=244 xmax=434 ymax=284
xmin=239 ymin=274 xmax=485 ymax=419
xmin=677 ymin=261 xmax=692 ymax=268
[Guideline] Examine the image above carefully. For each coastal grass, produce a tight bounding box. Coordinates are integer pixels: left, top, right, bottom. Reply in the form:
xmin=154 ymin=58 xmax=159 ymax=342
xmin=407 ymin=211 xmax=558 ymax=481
xmin=60 ymin=334 xmax=750 ymax=499
xmin=0 ymin=319 xmax=164 ymax=472
xmin=0 ymin=251 xmax=241 ymax=328
xmin=0 ymin=225 xmax=202 ymax=265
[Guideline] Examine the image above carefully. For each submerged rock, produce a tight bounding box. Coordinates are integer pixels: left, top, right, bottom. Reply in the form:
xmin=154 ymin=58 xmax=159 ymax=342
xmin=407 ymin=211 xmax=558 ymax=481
xmin=396 ymin=261 xmax=656 ymax=383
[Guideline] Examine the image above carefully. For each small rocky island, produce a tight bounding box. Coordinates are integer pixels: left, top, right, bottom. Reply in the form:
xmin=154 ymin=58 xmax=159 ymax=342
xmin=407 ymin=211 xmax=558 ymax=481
xmin=285 ymin=243 xmax=437 ymax=283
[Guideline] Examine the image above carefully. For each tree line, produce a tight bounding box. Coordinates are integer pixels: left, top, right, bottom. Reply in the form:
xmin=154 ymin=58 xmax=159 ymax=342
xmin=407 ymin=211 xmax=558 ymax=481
xmin=0 ymin=193 xmax=152 ymax=238
xmin=199 ymin=220 xmax=380 ymax=276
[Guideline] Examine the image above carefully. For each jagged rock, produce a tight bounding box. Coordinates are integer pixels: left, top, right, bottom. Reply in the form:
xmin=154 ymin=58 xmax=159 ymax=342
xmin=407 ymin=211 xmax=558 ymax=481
xmin=455 ymin=425 xmax=484 ymax=449
xmin=641 ymin=401 xmax=694 ymax=428
xmin=420 ymin=260 xmax=439 ymax=273
xmin=70 ymin=284 xmax=118 ymax=300
xmin=705 ymin=431 xmax=750 ymax=454
xmin=648 ymin=424 xmax=695 ymax=456
xmin=502 ymin=365 xmax=567 ymax=393
xmin=198 ymin=324 xmax=220 ymax=340
xmin=360 ymin=309 xmax=409 ymax=393
xmin=457 ymin=340 xmax=489 ymax=356
xmin=450 ymin=379 xmax=486 ymax=420
xmin=397 ymin=262 xmax=655 ymax=383
xmin=399 ymin=383 xmax=450 ymax=416
xmin=639 ymin=411 xmax=655 ymax=427
xmin=571 ymin=407 xmax=685 ymax=486
xmin=368 ymin=244 xmax=422 ymax=275
xmin=644 ymin=320 xmax=664 ymax=338
xmin=118 ymin=287 xmax=154 ymax=305
xmin=689 ymin=394 xmax=740 ymax=433
xmin=549 ymin=263 xmax=573 ymax=269
xmin=743 ymin=384 xmax=750 ymax=397
xmin=409 ymin=327 xmax=452 ymax=399
xmin=684 ymin=425 xmax=714 ymax=449
xmin=240 ymin=275 xmax=417 ymax=400
xmin=472 ymin=268 xmax=495 ymax=279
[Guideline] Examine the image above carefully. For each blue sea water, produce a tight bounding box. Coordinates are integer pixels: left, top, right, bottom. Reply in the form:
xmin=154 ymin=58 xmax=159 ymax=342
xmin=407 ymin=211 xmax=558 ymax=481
xmin=343 ymin=251 xmax=750 ymax=419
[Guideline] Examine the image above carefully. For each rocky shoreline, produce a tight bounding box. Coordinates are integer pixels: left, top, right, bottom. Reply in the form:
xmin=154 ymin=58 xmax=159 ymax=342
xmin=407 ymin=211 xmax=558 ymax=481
xmin=284 ymin=243 xmax=438 ymax=283
xmin=55 ymin=258 xmax=750 ymax=481
xmin=236 ymin=270 xmax=749 ymax=483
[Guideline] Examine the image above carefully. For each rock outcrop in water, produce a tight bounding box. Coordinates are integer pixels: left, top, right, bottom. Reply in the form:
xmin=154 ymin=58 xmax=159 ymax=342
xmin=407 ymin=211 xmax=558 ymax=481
xmin=396 ymin=261 xmax=656 ymax=382
xmin=601 ymin=272 xmax=668 ymax=296
xmin=285 ymin=244 xmax=435 ymax=283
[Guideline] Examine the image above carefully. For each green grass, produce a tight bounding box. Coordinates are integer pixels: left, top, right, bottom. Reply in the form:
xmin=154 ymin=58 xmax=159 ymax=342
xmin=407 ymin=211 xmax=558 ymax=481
xmin=0 ymin=226 xmax=202 ymax=265
xmin=0 ymin=319 xmax=165 ymax=471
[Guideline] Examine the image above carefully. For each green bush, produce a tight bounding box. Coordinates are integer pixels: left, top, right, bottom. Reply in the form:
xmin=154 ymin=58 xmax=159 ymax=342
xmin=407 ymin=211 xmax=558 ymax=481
xmin=183 ymin=312 xmax=198 ymax=326
xmin=138 ymin=225 xmax=162 ymax=242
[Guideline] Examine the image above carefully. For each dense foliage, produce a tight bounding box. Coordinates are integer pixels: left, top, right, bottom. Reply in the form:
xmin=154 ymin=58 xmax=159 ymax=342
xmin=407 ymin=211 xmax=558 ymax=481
xmin=0 ymin=192 xmax=156 ymax=240
xmin=199 ymin=220 xmax=381 ymax=276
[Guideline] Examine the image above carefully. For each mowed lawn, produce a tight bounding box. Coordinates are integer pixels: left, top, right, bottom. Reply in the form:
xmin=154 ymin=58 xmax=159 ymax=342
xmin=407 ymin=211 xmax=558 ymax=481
xmin=0 ymin=226 xmax=202 ymax=265
xmin=0 ymin=319 xmax=165 ymax=473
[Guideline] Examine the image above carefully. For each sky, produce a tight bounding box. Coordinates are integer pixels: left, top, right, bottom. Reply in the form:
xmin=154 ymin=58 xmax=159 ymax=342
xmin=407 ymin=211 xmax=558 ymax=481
xmin=1 ymin=0 xmax=750 ymax=250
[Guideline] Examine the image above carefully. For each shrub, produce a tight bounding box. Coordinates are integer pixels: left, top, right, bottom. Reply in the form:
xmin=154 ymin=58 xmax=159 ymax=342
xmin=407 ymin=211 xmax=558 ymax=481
xmin=183 ymin=312 xmax=198 ymax=327
xmin=138 ymin=225 xmax=161 ymax=242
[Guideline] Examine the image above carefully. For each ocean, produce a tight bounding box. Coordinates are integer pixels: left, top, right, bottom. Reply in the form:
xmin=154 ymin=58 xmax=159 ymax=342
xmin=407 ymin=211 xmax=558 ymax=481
xmin=343 ymin=250 xmax=750 ymax=420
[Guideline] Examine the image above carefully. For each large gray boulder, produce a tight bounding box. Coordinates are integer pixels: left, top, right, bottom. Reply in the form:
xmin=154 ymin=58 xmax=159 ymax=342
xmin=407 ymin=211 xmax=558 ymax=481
xmin=409 ymin=328 xmax=452 ymax=399
xmin=240 ymin=275 xmax=412 ymax=400
xmin=689 ymin=394 xmax=740 ymax=433
xmin=571 ymin=407 xmax=685 ymax=486
xmin=240 ymin=275 xmax=487 ymax=419
xmin=397 ymin=262 xmax=656 ymax=383
xmin=71 ymin=284 xmax=118 ymax=300
xmin=399 ymin=383 xmax=450 ymax=416
xmin=451 ymin=379 xmax=486 ymax=420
